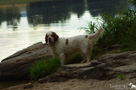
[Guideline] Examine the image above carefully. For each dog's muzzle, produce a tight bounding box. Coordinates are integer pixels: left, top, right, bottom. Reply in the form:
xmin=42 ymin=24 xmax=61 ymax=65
xmin=46 ymin=37 xmax=52 ymax=44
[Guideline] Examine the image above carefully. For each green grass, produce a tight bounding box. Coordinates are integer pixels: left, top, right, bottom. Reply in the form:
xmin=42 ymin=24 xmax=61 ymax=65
xmin=29 ymin=57 xmax=60 ymax=81
xmin=102 ymin=10 xmax=136 ymax=49
xmin=82 ymin=9 xmax=136 ymax=59
xmin=29 ymin=54 xmax=84 ymax=81
xmin=100 ymin=9 xmax=136 ymax=49
xmin=114 ymin=73 xmax=126 ymax=80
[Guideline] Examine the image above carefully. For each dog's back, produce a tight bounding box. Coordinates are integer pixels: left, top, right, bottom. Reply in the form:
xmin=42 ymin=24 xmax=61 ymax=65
xmin=46 ymin=28 xmax=104 ymax=65
xmin=54 ymin=28 xmax=104 ymax=56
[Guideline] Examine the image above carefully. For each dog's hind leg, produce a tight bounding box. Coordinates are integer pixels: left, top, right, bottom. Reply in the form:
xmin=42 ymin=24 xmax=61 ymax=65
xmin=86 ymin=53 xmax=91 ymax=62
xmin=81 ymin=44 xmax=92 ymax=63
xmin=81 ymin=55 xmax=87 ymax=63
xmin=81 ymin=53 xmax=91 ymax=63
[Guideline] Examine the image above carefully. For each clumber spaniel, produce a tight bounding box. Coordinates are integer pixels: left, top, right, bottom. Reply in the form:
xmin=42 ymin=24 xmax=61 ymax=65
xmin=45 ymin=28 xmax=104 ymax=65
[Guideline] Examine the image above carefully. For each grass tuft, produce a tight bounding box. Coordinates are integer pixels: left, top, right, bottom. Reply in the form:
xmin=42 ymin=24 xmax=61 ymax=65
xmin=114 ymin=73 xmax=126 ymax=80
xmin=29 ymin=57 xmax=60 ymax=81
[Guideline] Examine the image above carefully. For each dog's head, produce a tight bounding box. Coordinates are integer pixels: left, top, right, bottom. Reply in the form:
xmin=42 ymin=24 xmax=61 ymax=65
xmin=45 ymin=31 xmax=59 ymax=44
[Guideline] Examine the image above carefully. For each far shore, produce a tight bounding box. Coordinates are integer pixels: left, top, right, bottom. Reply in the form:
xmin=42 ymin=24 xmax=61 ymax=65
xmin=0 ymin=0 xmax=60 ymax=5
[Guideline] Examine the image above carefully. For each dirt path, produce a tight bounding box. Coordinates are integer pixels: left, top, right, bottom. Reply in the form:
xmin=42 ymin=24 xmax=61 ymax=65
xmin=2 ymin=78 xmax=136 ymax=90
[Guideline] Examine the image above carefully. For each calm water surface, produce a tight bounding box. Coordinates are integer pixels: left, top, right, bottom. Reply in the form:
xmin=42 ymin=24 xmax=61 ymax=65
xmin=0 ymin=0 xmax=128 ymax=61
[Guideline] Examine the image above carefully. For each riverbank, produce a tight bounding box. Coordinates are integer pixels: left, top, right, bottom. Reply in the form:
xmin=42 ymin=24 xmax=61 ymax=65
xmin=2 ymin=78 xmax=136 ymax=90
xmin=0 ymin=0 xmax=57 ymax=5
xmin=1 ymin=49 xmax=136 ymax=89
xmin=0 ymin=80 xmax=28 ymax=89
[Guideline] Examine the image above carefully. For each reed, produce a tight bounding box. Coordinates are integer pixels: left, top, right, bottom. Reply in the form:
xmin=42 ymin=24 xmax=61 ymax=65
xmin=84 ymin=9 xmax=136 ymax=54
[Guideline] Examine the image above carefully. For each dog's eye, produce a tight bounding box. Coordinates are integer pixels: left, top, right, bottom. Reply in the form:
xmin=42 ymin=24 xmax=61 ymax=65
xmin=46 ymin=34 xmax=49 ymax=37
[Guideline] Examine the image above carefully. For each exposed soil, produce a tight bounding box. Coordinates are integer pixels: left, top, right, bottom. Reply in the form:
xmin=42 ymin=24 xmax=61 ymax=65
xmin=2 ymin=78 xmax=136 ymax=90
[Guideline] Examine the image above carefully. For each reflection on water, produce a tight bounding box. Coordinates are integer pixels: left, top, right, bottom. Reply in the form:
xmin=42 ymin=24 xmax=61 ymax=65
xmin=0 ymin=0 xmax=128 ymax=61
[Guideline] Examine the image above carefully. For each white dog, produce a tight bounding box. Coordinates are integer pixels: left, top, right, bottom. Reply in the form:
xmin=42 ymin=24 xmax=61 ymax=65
xmin=45 ymin=28 xmax=104 ymax=65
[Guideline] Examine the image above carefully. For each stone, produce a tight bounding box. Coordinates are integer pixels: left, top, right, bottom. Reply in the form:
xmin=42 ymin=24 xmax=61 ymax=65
xmin=0 ymin=42 xmax=52 ymax=80
xmin=39 ymin=51 xmax=136 ymax=83
xmin=23 ymin=83 xmax=33 ymax=89
xmin=113 ymin=64 xmax=136 ymax=73
xmin=1 ymin=42 xmax=136 ymax=81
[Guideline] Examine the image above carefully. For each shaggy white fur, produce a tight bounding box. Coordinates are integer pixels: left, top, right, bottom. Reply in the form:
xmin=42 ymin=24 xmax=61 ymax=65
xmin=45 ymin=28 xmax=104 ymax=65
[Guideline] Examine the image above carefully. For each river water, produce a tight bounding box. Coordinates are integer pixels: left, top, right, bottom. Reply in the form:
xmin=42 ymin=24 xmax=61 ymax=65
xmin=0 ymin=0 xmax=129 ymax=61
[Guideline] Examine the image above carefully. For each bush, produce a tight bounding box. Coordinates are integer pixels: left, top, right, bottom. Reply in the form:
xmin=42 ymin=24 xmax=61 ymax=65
xmin=128 ymin=0 xmax=136 ymax=7
xmin=80 ymin=8 xmax=136 ymax=59
xmin=83 ymin=9 xmax=136 ymax=54
xmin=99 ymin=9 xmax=136 ymax=49
xmin=29 ymin=57 xmax=60 ymax=81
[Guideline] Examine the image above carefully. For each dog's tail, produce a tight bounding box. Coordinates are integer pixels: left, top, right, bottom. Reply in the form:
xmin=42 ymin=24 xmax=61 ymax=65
xmin=89 ymin=28 xmax=104 ymax=44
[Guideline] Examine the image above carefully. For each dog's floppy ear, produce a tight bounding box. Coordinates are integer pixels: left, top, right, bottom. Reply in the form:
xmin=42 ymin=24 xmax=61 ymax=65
xmin=45 ymin=34 xmax=48 ymax=44
xmin=52 ymin=32 xmax=59 ymax=41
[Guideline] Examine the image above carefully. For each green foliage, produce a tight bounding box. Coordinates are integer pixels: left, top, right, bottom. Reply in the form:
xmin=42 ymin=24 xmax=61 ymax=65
xmin=103 ymin=9 xmax=136 ymax=49
xmin=29 ymin=57 xmax=60 ymax=81
xmin=84 ymin=9 xmax=136 ymax=55
xmin=114 ymin=73 xmax=126 ymax=80
xmin=128 ymin=0 xmax=136 ymax=7
xmin=80 ymin=21 xmax=98 ymax=34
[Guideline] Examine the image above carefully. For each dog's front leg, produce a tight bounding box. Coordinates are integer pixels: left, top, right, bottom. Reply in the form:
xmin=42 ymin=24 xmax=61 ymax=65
xmin=59 ymin=53 xmax=66 ymax=66
xmin=86 ymin=54 xmax=91 ymax=62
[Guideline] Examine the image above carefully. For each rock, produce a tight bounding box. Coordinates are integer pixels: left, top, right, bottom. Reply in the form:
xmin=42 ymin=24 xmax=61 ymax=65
xmin=39 ymin=51 xmax=136 ymax=83
xmin=63 ymin=88 xmax=71 ymax=90
xmin=0 ymin=42 xmax=52 ymax=80
xmin=23 ymin=83 xmax=33 ymax=89
xmin=113 ymin=64 xmax=136 ymax=73
xmin=1 ymin=43 xmax=136 ymax=81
